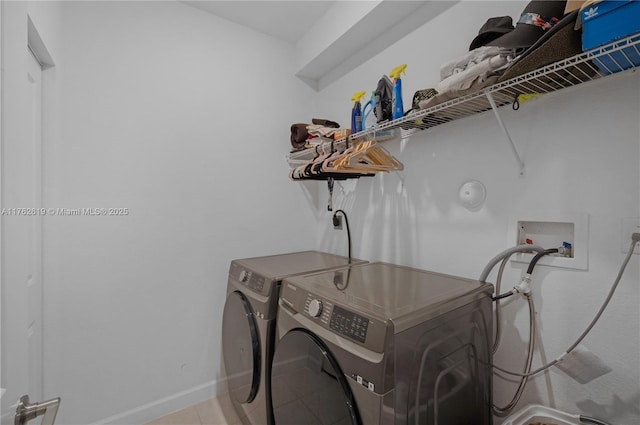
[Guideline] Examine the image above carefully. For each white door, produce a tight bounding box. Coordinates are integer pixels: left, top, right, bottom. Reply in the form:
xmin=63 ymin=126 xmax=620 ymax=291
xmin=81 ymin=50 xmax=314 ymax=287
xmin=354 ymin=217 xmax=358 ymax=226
xmin=0 ymin=47 xmax=58 ymax=425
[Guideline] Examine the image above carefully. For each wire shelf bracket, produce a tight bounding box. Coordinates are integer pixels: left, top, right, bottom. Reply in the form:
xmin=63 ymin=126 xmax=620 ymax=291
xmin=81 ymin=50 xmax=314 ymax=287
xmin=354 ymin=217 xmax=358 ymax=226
xmin=485 ymin=91 xmax=525 ymax=176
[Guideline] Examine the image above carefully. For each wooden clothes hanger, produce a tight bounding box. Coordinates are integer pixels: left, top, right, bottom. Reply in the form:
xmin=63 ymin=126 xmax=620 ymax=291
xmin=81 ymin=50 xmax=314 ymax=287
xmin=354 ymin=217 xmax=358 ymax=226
xmin=327 ymin=140 xmax=404 ymax=173
xmin=290 ymin=140 xmax=376 ymax=180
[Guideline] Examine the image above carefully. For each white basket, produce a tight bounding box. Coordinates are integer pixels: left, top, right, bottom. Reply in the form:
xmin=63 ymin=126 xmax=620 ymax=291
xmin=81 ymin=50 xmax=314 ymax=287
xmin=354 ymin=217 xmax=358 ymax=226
xmin=503 ymin=404 xmax=581 ymax=425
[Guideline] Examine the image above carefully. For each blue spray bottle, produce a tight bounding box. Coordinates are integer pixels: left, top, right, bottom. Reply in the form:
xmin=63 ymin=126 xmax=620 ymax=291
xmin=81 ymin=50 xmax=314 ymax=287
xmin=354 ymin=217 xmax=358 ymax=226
xmin=361 ymin=91 xmax=376 ymax=130
xmin=351 ymin=91 xmax=366 ymax=134
xmin=390 ymin=64 xmax=407 ymax=120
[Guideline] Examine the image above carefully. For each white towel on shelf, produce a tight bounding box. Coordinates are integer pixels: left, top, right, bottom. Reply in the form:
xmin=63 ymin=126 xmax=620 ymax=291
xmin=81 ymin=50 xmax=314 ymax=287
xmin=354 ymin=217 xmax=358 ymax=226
xmin=440 ymin=46 xmax=515 ymax=80
xmin=436 ymin=54 xmax=512 ymax=94
xmin=306 ymin=124 xmax=337 ymax=138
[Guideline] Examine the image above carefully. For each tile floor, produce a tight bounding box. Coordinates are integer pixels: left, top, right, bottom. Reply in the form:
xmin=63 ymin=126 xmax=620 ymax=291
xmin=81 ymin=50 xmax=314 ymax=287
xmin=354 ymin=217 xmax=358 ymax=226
xmin=144 ymin=393 xmax=242 ymax=425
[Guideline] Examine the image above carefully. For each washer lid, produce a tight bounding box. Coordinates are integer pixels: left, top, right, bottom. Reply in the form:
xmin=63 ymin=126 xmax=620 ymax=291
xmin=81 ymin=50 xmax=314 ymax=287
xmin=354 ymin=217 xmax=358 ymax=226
xmin=231 ymin=250 xmax=366 ymax=280
xmin=284 ymin=262 xmax=492 ymax=331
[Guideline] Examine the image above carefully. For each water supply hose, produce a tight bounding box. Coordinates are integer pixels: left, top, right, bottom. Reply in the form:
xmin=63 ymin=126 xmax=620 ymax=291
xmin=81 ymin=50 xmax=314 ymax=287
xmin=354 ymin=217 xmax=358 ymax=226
xmin=492 ymin=248 xmax=559 ymax=417
xmin=480 ymin=244 xmax=544 ymax=355
xmin=479 ymin=244 xmax=543 ymax=416
xmin=492 ymin=256 xmax=511 ymax=352
xmin=479 ymin=244 xmax=545 ymax=283
xmin=493 ymin=236 xmax=639 ymax=378
xmin=526 ymin=248 xmax=559 ymax=274
xmin=486 ymin=236 xmax=637 ymax=422
xmin=480 ymin=244 xmax=543 ymax=350
xmin=493 ymin=292 xmax=536 ymax=417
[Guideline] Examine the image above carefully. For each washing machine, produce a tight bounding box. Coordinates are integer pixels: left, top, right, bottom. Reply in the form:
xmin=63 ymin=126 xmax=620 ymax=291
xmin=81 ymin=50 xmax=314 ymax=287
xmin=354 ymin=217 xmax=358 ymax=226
xmin=271 ymin=262 xmax=494 ymax=425
xmin=221 ymin=251 xmax=367 ymax=425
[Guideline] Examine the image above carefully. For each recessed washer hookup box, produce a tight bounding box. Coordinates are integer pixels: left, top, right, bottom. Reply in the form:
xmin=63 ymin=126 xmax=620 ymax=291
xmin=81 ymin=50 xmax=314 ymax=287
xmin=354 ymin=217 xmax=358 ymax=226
xmin=581 ymin=0 xmax=640 ymax=74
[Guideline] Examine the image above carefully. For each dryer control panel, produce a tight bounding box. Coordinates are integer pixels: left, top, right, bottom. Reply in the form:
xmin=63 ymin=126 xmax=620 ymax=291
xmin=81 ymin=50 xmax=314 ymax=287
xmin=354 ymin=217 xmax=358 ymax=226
xmin=288 ymin=288 xmax=386 ymax=353
xmin=304 ymin=294 xmax=333 ymax=324
xmin=229 ymin=262 xmax=271 ymax=296
xmin=330 ymin=305 xmax=369 ymax=343
xmin=304 ymin=293 xmax=369 ymax=343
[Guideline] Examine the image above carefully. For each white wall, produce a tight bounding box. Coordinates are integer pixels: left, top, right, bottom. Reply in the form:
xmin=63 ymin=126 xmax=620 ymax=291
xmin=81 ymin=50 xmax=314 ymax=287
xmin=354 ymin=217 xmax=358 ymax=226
xmin=44 ymin=2 xmax=317 ymax=424
xmin=314 ymin=2 xmax=640 ymax=424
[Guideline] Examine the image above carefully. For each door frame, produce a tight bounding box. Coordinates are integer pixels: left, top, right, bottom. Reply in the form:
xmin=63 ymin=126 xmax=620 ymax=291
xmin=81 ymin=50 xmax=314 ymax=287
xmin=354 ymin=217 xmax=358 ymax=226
xmin=1 ymin=5 xmax=56 ymax=422
xmin=0 ymin=0 xmax=4 ymax=409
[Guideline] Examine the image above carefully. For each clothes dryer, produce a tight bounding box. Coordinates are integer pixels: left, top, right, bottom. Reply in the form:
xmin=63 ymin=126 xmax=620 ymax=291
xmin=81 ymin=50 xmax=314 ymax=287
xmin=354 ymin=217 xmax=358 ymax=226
xmin=222 ymin=251 xmax=367 ymax=425
xmin=271 ymin=262 xmax=494 ymax=425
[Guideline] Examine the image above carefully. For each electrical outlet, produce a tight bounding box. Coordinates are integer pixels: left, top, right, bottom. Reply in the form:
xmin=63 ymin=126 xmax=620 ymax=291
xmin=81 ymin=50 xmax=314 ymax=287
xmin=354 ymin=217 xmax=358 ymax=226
xmin=621 ymin=217 xmax=640 ymax=254
xmin=333 ymin=215 xmax=342 ymax=230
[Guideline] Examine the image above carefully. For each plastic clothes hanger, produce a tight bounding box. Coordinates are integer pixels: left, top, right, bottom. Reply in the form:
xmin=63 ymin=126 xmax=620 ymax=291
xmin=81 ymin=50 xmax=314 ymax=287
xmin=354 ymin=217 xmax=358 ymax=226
xmin=290 ymin=145 xmax=330 ymax=179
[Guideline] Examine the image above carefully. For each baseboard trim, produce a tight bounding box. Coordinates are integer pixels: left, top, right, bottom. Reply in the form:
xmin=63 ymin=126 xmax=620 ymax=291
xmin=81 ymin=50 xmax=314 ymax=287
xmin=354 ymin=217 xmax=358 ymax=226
xmin=90 ymin=379 xmax=222 ymax=425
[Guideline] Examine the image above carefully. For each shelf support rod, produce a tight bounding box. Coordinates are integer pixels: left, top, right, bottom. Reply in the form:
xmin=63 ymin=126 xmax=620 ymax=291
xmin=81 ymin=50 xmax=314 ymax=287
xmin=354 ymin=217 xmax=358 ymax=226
xmin=327 ymin=177 xmax=334 ymax=212
xmin=485 ymin=91 xmax=525 ymax=176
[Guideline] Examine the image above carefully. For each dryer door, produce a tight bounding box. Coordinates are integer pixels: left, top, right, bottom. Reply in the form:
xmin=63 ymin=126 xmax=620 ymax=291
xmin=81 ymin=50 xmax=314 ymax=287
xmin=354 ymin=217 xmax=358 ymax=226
xmin=222 ymin=291 xmax=261 ymax=404
xmin=271 ymin=329 xmax=360 ymax=425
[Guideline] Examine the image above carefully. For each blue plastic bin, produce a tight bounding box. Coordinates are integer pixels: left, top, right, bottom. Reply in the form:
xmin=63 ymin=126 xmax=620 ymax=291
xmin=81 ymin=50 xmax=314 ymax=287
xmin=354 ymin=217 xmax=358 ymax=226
xmin=581 ymin=0 xmax=640 ymax=74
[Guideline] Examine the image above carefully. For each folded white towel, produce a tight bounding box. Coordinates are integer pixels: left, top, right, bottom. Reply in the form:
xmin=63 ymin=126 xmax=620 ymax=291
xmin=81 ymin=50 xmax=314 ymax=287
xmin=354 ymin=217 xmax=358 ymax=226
xmin=437 ymin=54 xmax=513 ymax=93
xmin=440 ymin=46 xmax=515 ymax=80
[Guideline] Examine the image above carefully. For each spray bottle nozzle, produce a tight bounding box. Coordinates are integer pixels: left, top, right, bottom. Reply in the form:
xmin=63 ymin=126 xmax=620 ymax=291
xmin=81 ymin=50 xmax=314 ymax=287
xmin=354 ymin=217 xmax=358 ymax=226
xmin=351 ymin=91 xmax=366 ymax=106
xmin=389 ymin=64 xmax=407 ymax=80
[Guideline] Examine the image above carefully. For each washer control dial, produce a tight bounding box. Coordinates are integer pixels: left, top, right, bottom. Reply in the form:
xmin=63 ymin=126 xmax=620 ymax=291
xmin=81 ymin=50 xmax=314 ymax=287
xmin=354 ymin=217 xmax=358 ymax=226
xmin=238 ymin=270 xmax=249 ymax=282
xmin=308 ymin=299 xmax=323 ymax=318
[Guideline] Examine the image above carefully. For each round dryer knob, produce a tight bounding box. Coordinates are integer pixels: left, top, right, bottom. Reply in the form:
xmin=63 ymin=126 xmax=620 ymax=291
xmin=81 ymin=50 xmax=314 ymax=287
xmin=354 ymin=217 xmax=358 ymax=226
xmin=238 ymin=270 xmax=249 ymax=282
xmin=308 ymin=299 xmax=323 ymax=318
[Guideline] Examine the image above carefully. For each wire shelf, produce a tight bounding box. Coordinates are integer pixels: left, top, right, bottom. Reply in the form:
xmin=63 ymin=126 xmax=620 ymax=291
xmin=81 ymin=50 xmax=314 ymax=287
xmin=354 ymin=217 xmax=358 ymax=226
xmin=287 ymin=33 xmax=640 ymax=167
